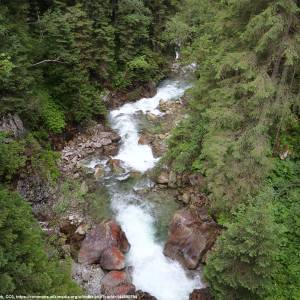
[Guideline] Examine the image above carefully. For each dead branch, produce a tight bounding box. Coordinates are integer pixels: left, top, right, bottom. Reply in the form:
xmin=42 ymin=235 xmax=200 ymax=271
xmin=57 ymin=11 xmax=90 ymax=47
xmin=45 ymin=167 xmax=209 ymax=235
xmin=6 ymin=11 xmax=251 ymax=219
xmin=31 ymin=58 xmax=64 ymax=66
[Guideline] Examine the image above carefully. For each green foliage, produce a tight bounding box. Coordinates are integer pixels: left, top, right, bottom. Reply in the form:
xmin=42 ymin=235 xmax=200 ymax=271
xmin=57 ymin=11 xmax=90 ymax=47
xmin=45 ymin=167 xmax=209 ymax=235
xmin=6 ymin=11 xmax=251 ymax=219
xmin=0 ymin=0 xmax=179 ymax=295
xmin=166 ymin=1 xmax=300 ymax=299
xmin=0 ymin=134 xmax=26 ymax=181
xmin=39 ymin=90 xmax=66 ymax=133
xmin=128 ymin=55 xmax=152 ymax=72
xmin=165 ymin=0 xmax=300 ymax=214
xmin=0 ymin=132 xmax=60 ymax=183
xmin=53 ymin=180 xmax=111 ymax=222
xmin=0 ymin=0 xmax=175 ymax=130
xmin=204 ymin=196 xmax=281 ymax=300
xmin=32 ymin=149 xmax=60 ymax=183
xmin=0 ymin=188 xmax=81 ymax=295
xmin=0 ymin=53 xmax=14 ymax=78
xmin=166 ymin=116 xmax=206 ymax=172
xmin=24 ymin=134 xmax=60 ymax=183
xmin=266 ymin=160 xmax=300 ymax=299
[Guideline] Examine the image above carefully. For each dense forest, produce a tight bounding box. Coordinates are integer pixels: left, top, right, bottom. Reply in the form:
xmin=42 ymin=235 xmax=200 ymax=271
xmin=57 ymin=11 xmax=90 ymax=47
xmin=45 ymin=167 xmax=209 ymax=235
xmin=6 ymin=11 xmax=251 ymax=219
xmin=165 ymin=0 xmax=300 ymax=299
xmin=0 ymin=0 xmax=299 ymax=299
xmin=0 ymin=0 xmax=178 ymax=295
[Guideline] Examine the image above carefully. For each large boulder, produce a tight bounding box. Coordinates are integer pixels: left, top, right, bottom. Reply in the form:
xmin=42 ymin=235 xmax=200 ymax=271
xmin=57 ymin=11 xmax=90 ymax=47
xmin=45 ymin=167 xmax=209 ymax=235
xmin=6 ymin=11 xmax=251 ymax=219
xmin=78 ymin=220 xmax=130 ymax=265
xmin=101 ymin=271 xmax=136 ymax=297
xmin=156 ymin=171 xmax=169 ymax=184
xmin=164 ymin=207 xmax=219 ymax=269
xmin=0 ymin=113 xmax=24 ymax=137
xmin=189 ymin=288 xmax=213 ymax=300
xmin=103 ymin=144 xmax=119 ymax=156
xmin=100 ymin=247 xmax=126 ymax=271
xmin=108 ymin=159 xmax=125 ymax=174
xmin=138 ymin=134 xmax=153 ymax=145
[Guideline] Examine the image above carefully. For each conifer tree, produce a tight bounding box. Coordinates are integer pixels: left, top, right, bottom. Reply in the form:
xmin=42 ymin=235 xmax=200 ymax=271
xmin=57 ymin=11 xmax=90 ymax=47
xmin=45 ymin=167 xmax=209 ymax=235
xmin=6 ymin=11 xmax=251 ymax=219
xmin=204 ymin=197 xmax=280 ymax=300
xmin=0 ymin=188 xmax=81 ymax=295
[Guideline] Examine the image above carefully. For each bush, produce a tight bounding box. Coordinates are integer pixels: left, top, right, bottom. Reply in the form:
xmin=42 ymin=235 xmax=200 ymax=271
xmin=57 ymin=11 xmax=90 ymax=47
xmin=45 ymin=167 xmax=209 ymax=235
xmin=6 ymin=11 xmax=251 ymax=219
xmin=0 ymin=134 xmax=26 ymax=181
xmin=40 ymin=91 xmax=66 ymax=134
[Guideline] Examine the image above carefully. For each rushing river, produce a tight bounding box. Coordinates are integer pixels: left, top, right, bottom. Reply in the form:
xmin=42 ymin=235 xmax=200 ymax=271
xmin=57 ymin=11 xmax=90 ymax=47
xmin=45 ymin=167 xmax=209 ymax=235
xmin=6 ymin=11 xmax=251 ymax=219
xmin=107 ymin=79 xmax=202 ymax=300
xmin=88 ymin=79 xmax=202 ymax=299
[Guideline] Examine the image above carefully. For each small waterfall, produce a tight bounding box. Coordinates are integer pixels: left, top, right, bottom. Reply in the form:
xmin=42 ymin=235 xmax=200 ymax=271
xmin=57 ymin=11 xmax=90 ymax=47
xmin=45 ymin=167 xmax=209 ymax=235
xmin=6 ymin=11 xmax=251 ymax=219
xmin=109 ymin=80 xmax=189 ymax=172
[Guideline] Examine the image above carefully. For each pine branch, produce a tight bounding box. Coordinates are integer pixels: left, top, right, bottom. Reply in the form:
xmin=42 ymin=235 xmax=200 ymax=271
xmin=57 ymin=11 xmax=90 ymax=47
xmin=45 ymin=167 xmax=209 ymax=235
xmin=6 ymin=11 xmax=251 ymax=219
xmin=31 ymin=58 xmax=64 ymax=67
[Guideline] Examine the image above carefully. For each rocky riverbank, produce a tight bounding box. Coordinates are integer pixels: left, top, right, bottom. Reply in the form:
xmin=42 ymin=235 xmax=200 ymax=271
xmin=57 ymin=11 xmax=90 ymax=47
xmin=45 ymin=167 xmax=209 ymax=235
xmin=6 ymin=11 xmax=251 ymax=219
xmin=12 ymin=78 xmax=217 ymax=300
xmin=60 ymin=123 xmax=121 ymax=177
xmin=58 ymin=87 xmax=218 ymax=299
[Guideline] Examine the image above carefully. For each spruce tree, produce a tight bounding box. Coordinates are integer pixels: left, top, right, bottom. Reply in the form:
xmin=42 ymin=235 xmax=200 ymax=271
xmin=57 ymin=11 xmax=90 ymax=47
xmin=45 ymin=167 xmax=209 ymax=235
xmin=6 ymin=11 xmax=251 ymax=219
xmin=165 ymin=0 xmax=300 ymax=215
xmin=204 ymin=197 xmax=280 ymax=300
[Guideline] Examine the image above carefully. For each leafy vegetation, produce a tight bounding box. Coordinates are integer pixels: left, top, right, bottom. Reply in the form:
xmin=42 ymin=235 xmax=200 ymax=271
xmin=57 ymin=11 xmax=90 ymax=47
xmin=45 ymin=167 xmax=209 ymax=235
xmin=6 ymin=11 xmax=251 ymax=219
xmin=0 ymin=0 xmax=180 ymax=295
xmin=1 ymin=0 xmax=298 ymax=297
xmin=165 ymin=0 xmax=300 ymax=299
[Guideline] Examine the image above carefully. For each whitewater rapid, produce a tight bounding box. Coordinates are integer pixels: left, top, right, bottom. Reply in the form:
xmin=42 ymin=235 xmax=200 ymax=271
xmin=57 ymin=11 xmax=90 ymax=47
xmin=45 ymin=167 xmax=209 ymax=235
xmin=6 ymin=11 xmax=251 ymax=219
xmin=108 ymin=80 xmax=202 ymax=300
xmin=110 ymin=80 xmax=189 ymax=172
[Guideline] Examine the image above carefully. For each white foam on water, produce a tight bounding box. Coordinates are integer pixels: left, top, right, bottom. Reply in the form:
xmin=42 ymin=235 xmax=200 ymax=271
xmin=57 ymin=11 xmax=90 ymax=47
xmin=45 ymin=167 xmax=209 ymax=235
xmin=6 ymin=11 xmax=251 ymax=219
xmin=111 ymin=197 xmax=202 ymax=300
xmin=108 ymin=79 xmax=202 ymax=300
xmin=109 ymin=80 xmax=189 ymax=172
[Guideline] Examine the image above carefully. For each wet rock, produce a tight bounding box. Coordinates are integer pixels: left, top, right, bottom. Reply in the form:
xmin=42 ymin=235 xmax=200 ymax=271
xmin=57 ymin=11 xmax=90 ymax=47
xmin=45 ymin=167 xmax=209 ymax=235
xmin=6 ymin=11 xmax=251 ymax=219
xmin=135 ymin=290 xmax=158 ymax=300
xmin=78 ymin=220 xmax=130 ymax=265
xmin=164 ymin=207 xmax=219 ymax=269
xmin=151 ymin=139 xmax=167 ymax=157
xmin=101 ymin=271 xmax=135 ymax=297
xmin=60 ymin=124 xmax=120 ymax=175
xmin=189 ymin=288 xmax=213 ymax=300
xmin=146 ymin=113 xmax=158 ymax=122
xmin=138 ymin=134 xmax=153 ymax=145
xmin=0 ymin=113 xmax=25 ymax=137
xmin=144 ymin=81 xmax=156 ymax=98
xmin=159 ymin=99 xmax=168 ymax=112
xmin=100 ymin=247 xmax=126 ymax=271
xmin=60 ymin=220 xmax=77 ymax=235
xmin=108 ymin=159 xmax=125 ymax=174
xmin=103 ymin=144 xmax=119 ymax=156
xmin=94 ymin=165 xmax=105 ymax=180
xmin=156 ymin=171 xmax=169 ymax=184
